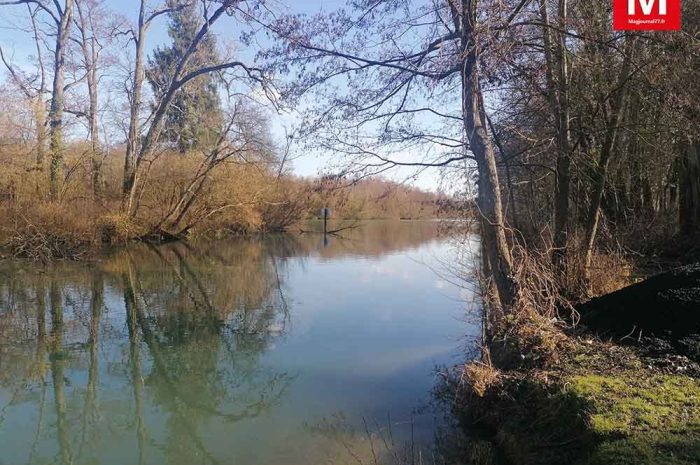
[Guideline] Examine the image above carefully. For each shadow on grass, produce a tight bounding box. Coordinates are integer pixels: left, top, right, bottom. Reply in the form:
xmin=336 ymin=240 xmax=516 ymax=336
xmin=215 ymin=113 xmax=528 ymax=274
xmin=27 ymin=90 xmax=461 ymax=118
xmin=440 ymin=369 xmax=700 ymax=465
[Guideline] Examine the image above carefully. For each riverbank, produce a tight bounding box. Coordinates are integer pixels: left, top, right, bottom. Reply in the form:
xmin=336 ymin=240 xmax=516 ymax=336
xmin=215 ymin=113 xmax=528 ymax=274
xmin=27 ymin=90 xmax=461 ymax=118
xmin=0 ymin=199 xmax=458 ymax=261
xmin=460 ymin=331 xmax=700 ymax=465
xmin=456 ymin=269 xmax=700 ymax=465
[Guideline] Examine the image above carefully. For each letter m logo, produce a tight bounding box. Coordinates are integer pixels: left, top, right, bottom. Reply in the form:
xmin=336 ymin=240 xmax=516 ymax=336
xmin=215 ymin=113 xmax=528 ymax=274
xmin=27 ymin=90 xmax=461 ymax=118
xmin=614 ymin=0 xmax=681 ymax=30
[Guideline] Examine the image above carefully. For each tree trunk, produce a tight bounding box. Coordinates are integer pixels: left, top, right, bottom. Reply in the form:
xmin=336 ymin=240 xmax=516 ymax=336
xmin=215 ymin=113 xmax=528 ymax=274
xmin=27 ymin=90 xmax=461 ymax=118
xmin=123 ymin=2 xmax=236 ymax=218
xmin=541 ymin=0 xmax=572 ymax=263
xmin=28 ymin=4 xmax=47 ymax=173
xmin=89 ymin=67 xmax=101 ymax=199
xmin=583 ymin=37 xmax=636 ymax=270
xmin=48 ymin=0 xmax=74 ymax=200
xmin=459 ymin=3 xmax=516 ymax=311
xmin=34 ymin=96 xmax=47 ymax=169
xmin=76 ymin=0 xmax=102 ymax=200
xmin=123 ymin=0 xmax=147 ymax=206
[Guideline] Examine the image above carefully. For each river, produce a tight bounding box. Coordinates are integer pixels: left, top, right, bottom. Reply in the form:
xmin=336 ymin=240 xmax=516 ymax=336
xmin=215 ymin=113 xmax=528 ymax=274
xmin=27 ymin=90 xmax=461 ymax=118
xmin=0 ymin=220 xmax=480 ymax=465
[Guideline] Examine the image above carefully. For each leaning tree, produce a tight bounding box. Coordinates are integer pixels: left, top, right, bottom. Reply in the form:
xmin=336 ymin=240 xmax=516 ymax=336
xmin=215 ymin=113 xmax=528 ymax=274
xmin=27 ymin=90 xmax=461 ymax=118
xmin=261 ymin=0 xmax=536 ymax=310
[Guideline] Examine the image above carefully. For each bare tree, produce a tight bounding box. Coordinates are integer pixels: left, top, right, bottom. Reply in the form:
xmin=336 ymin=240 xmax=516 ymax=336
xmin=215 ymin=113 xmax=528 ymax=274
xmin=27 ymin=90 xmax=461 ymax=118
xmin=457 ymin=0 xmax=517 ymax=308
xmin=149 ymin=100 xmax=276 ymax=237
xmin=121 ymin=0 xmax=154 ymax=205
xmin=73 ymin=0 xmax=108 ymax=199
xmin=0 ymin=1 xmax=76 ymax=199
xmin=539 ymin=0 xmax=573 ymax=263
xmin=49 ymin=0 xmax=75 ymax=199
xmin=121 ymin=0 xmax=271 ymax=218
xmin=0 ymin=3 xmax=48 ymax=171
xmin=582 ymin=36 xmax=636 ymax=271
xmin=263 ymin=0 xmax=522 ymax=308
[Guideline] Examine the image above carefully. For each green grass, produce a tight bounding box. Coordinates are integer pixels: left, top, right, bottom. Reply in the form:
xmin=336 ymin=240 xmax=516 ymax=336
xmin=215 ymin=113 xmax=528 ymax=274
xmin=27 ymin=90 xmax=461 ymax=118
xmin=462 ymin=331 xmax=700 ymax=465
xmin=569 ymin=373 xmax=700 ymax=465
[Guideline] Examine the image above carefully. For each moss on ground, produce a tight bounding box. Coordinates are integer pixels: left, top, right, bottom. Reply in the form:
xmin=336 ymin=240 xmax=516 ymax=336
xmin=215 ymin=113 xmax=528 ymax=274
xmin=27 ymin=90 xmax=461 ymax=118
xmin=570 ymin=372 xmax=700 ymax=465
xmin=461 ymin=338 xmax=700 ymax=465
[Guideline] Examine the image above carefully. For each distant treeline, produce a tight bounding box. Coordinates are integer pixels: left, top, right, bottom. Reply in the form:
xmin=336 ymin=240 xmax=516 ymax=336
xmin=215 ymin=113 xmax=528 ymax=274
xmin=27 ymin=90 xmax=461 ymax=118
xmin=0 ymin=138 xmax=459 ymax=260
xmin=301 ymin=175 xmax=460 ymax=220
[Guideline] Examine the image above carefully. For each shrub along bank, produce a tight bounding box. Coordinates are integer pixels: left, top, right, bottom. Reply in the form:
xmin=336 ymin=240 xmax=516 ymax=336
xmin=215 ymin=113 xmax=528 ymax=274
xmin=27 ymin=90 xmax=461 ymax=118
xmin=455 ymin=264 xmax=700 ymax=465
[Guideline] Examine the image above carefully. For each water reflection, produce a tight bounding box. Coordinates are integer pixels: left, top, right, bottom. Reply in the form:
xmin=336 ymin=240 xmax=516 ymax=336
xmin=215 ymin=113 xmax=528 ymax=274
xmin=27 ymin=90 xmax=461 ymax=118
xmin=0 ymin=221 xmax=474 ymax=465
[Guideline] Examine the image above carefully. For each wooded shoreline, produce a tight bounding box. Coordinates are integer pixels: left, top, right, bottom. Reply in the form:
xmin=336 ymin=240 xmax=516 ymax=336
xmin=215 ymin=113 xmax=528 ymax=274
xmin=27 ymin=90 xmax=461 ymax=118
xmin=1 ymin=0 xmax=699 ymax=463
xmin=0 ymin=212 xmax=463 ymax=262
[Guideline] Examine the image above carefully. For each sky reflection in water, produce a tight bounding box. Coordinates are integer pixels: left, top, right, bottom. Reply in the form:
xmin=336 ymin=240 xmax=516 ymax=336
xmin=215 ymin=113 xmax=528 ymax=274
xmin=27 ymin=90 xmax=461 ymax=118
xmin=0 ymin=221 xmax=480 ymax=465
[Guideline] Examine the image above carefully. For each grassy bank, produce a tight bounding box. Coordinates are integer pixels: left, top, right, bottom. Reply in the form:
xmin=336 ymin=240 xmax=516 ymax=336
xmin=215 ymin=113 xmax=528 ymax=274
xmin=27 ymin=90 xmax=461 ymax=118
xmin=458 ymin=322 xmax=700 ymax=465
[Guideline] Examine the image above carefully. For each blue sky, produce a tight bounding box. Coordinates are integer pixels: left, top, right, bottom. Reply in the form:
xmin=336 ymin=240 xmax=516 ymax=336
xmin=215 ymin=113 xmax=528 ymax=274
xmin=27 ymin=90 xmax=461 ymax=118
xmin=0 ymin=0 xmax=450 ymax=192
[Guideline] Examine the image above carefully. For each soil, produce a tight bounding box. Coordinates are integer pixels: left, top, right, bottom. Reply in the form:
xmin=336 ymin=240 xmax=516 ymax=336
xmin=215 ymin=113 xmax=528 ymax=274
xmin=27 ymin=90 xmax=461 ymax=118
xmin=577 ymin=263 xmax=700 ymax=362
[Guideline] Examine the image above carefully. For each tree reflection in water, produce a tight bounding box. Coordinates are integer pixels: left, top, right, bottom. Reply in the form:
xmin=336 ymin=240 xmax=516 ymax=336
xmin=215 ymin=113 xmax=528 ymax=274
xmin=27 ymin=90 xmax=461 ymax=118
xmin=0 ymin=234 xmax=298 ymax=464
xmin=0 ymin=221 xmax=465 ymax=465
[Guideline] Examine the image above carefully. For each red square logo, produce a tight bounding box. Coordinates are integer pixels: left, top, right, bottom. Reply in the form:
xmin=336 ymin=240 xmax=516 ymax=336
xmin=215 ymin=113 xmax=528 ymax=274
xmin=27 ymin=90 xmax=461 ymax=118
xmin=613 ymin=0 xmax=682 ymax=30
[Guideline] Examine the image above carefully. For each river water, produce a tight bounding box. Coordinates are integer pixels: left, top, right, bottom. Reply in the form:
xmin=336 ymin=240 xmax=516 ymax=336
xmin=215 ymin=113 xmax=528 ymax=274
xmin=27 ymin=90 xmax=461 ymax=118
xmin=0 ymin=221 xmax=479 ymax=465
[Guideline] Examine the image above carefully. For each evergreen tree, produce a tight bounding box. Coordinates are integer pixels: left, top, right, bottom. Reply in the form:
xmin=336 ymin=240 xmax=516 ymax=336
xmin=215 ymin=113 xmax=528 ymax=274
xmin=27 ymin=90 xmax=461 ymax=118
xmin=146 ymin=0 xmax=223 ymax=153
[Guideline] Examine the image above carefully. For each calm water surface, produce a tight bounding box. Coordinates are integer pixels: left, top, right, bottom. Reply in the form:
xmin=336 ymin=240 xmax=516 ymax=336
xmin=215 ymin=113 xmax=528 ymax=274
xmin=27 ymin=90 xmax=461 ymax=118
xmin=0 ymin=221 xmax=479 ymax=465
